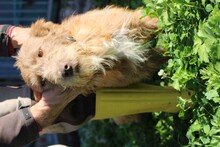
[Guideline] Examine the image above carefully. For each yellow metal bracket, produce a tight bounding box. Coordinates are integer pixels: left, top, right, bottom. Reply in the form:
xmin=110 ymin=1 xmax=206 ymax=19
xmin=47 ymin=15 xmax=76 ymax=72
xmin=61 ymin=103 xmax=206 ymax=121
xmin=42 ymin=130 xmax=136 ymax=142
xmin=94 ymin=83 xmax=192 ymax=120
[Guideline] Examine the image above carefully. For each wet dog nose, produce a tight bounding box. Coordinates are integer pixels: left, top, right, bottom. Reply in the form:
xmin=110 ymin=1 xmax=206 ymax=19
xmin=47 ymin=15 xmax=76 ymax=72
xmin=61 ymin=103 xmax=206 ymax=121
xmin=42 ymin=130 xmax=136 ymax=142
xmin=62 ymin=65 xmax=73 ymax=77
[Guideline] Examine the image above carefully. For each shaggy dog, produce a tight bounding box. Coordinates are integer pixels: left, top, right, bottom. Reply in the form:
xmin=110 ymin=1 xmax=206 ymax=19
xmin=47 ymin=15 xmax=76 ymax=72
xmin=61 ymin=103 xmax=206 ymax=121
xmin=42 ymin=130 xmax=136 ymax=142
xmin=15 ymin=7 xmax=165 ymax=122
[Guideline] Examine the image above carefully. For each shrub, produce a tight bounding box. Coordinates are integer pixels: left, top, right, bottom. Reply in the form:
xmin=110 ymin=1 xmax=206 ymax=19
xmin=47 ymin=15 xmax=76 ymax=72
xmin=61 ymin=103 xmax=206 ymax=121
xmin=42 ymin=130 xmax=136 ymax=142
xmin=143 ymin=0 xmax=220 ymax=146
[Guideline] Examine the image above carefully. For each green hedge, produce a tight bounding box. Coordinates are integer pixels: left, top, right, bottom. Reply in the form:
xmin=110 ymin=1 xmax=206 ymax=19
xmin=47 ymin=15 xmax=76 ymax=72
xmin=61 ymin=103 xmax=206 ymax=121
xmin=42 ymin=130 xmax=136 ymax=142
xmin=143 ymin=0 xmax=220 ymax=146
xmin=79 ymin=0 xmax=220 ymax=146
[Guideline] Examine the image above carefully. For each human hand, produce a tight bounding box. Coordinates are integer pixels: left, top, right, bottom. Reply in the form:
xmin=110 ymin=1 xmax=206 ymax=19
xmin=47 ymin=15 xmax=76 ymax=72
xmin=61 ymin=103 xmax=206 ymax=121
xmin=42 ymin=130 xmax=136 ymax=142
xmin=10 ymin=27 xmax=30 ymax=48
xmin=30 ymin=87 xmax=82 ymax=129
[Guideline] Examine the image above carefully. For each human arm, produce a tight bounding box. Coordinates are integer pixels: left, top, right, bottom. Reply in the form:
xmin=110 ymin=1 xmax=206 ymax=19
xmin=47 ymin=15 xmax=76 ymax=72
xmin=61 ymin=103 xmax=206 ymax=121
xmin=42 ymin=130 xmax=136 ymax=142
xmin=0 ymin=25 xmax=30 ymax=56
xmin=0 ymin=25 xmax=37 ymax=147
xmin=0 ymin=108 xmax=39 ymax=147
xmin=0 ymin=87 xmax=83 ymax=147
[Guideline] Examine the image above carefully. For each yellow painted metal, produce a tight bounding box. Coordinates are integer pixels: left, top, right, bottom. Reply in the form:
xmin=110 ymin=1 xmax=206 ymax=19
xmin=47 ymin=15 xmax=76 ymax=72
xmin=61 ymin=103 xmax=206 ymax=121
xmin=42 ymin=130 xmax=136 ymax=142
xmin=93 ymin=83 xmax=192 ymax=120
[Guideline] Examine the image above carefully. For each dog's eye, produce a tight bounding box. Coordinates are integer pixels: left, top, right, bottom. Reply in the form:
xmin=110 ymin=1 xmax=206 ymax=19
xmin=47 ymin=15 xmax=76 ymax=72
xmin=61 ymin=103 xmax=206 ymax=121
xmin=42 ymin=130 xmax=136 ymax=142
xmin=38 ymin=49 xmax=43 ymax=57
xmin=66 ymin=36 xmax=76 ymax=42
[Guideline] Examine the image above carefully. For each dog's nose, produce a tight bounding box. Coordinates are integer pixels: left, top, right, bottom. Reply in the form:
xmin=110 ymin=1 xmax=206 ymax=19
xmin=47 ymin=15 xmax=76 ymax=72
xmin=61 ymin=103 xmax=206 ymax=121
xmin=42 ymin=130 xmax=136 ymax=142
xmin=62 ymin=65 xmax=73 ymax=77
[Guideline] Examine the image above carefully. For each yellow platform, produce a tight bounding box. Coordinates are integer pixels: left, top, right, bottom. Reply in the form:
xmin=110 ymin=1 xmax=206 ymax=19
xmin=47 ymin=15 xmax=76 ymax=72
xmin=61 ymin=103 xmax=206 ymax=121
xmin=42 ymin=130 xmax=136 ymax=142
xmin=93 ymin=83 xmax=192 ymax=120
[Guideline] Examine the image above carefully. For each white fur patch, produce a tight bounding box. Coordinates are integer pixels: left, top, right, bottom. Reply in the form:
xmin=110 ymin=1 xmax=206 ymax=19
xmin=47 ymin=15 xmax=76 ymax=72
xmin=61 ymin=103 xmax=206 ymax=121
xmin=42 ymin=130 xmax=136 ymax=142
xmin=102 ymin=27 xmax=148 ymax=70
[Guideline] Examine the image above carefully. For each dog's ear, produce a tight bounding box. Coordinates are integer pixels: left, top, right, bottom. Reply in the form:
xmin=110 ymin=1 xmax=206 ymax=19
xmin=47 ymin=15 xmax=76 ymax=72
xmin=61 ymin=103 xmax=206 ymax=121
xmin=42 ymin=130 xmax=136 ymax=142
xmin=30 ymin=19 xmax=59 ymax=37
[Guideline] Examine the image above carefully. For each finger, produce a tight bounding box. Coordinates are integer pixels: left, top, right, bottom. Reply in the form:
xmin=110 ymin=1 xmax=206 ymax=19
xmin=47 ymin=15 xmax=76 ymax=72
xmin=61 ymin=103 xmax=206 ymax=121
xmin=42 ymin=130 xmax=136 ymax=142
xmin=33 ymin=90 xmax=42 ymax=102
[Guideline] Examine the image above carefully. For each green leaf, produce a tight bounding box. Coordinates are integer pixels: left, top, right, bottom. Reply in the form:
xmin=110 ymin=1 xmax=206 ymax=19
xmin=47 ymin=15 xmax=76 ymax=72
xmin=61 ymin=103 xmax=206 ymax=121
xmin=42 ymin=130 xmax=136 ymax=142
xmin=206 ymin=4 xmax=213 ymax=12
xmin=198 ymin=43 xmax=210 ymax=63
xmin=204 ymin=125 xmax=210 ymax=134
xmin=200 ymin=136 xmax=210 ymax=144
xmin=205 ymin=90 xmax=219 ymax=100
xmin=216 ymin=108 xmax=220 ymax=117
xmin=190 ymin=120 xmax=201 ymax=132
xmin=214 ymin=62 xmax=220 ymax=72
xmin=210 ymin=135 xmax=220 ymax=145
xmin=161 ymin=11 xmax=171 ymax=26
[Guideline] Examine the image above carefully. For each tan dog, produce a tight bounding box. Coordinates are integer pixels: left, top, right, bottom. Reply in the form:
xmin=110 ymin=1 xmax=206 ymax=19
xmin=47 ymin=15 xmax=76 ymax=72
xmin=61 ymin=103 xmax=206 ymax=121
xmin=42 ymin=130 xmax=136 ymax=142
xmin=15 ymin=6 xmax=165 ymax=124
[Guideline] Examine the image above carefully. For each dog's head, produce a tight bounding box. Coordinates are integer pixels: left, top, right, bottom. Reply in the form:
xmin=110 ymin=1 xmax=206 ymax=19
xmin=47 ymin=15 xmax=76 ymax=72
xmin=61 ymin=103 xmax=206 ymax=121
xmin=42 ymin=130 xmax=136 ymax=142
xmin=15 ymin=19 xmax=112 ymax=93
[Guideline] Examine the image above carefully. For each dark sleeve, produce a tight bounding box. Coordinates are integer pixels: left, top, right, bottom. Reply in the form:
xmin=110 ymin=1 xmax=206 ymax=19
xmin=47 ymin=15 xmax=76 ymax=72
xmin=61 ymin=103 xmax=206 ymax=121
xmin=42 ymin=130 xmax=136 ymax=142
xmin=0 ymin=108 xmax=39 ymax=147
xmin=55 ymin=93 xmax=95 ymax=125
xmin=0 ymin=25 xmax=15 ymax=57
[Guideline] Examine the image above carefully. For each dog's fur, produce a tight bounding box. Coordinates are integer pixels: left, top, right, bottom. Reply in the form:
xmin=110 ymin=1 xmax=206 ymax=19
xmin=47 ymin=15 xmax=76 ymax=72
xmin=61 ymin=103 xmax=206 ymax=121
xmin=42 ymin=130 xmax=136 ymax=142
xmin=16 ymin=7 xmax=164 ymax=95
